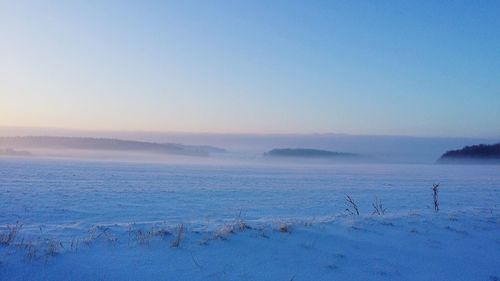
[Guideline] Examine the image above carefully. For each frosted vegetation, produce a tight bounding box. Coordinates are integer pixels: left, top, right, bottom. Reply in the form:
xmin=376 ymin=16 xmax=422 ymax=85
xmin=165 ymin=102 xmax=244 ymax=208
xmin=1 ymin=157 xmax=499 ymax=280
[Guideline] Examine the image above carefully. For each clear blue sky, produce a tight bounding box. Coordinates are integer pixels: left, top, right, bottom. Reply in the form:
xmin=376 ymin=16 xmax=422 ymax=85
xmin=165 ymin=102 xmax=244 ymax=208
xmin=1 ymin=0 xmax=499 ymax=137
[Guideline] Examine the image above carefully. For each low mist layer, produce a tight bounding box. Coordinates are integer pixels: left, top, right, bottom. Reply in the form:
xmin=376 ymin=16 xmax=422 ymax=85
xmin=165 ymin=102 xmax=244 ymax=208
xmin=1 ymin=127 xmax=498 ymax=164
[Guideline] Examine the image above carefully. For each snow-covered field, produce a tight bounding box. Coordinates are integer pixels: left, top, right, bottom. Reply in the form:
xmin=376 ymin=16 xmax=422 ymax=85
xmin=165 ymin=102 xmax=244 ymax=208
xmin=1 ymin=157 xmax=499 ymax=280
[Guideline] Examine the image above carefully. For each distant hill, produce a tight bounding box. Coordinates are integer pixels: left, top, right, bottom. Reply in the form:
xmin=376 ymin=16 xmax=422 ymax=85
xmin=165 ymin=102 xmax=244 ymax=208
xmin=264 ymin=148 xmax=360 ymax=159
xmin=437 ymin=143 xmax=500 ymax=164
xmin=0 ymin=136 xmax=226 ymax=157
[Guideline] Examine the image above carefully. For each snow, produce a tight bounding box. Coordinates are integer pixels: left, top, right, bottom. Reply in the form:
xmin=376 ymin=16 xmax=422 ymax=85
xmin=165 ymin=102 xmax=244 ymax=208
xmin=1 ymin=157 xmax=499 ymax=280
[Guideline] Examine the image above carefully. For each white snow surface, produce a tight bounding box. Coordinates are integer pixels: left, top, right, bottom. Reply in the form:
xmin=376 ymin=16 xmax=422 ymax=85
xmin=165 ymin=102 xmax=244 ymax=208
xmin=1 ymin=157 xmax=499 ymax=281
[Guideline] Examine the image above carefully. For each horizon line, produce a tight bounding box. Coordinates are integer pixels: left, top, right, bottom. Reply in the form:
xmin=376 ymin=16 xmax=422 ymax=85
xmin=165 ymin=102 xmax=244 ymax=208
xmin=0 ymin=125 xmax=499 ymax=141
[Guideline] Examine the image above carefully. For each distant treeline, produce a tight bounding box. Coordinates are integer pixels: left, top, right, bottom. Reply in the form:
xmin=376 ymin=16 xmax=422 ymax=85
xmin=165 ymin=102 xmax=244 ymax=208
xmin=0 ymin=148 xmax=32 ymax=157
xmin=0 ymin=136 xmax=226 ymax=157
xmin=264 ymin=148 xmax=359 ymax=159
xmin=438 ymin=143 xmax=500 ymax=163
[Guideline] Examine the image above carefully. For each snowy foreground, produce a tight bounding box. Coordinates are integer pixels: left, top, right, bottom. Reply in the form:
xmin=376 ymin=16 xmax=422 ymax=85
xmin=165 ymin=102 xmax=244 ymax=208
xmin=1 ymin=158 xmax=499 ymax=281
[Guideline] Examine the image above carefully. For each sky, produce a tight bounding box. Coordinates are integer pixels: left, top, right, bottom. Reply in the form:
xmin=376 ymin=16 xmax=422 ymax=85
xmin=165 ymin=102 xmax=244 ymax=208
xmin=1 ymin=0 xmax=499 ymax=137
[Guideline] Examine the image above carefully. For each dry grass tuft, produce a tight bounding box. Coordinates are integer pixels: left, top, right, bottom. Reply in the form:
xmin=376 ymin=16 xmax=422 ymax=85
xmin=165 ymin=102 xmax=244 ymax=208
xmin=82 ymin=227 xmax=99 ymax=246
xmin=0 ymin=222 xmax=22 ymax=246
xmin=133 ymin=229 xmax=152 ymax=246
xmin=81 ymin=225 xmax=118 ymax=246
xmin=304 ymin=219 xmax=315 ymax=227
xmin=171 ymin=224 xmax=185 ymax=248
xmin=200 ymin=212 xmax=251 ymax=245
xmin=25 ymin=241 xmax=37 ymax=261
xmin=128 ymin=224 xmax=171 ymax=246
xmin=70 ymin=238 xmax=80 ymax=252
xmin=213 ymin=225 xmax=234 ymax=241
xmin=45 ymin=238 xmax=63 ymax=257
xmin=235 ymin=219 xmax=250 ymax=231
xmin=151 ymin=228 xmax=171 ymax=238
xmin=277 ymin=223 xmax=291 ymax=233
xmin=234 ymin=211 xmax=251 ymax=231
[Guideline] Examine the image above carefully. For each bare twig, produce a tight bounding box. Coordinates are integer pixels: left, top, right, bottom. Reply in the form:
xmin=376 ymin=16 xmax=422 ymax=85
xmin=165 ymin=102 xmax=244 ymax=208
xmin=432 ymin=184 xmax=440 ymax=212
xmin=372 ymin=197 xmax=386 ymax=215
xmin=345 ymin=195 xmax=359 ymax=216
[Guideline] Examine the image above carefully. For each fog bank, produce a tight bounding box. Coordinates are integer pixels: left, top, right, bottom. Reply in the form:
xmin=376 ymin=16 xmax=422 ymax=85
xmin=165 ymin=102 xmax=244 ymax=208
xmin=1 ymin=127 xmax=497 ymax=164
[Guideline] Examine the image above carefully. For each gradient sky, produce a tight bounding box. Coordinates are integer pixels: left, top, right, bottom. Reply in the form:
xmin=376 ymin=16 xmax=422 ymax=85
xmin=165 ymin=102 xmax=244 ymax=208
xmin=1 ymin=0 xmax=499 ymax=137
